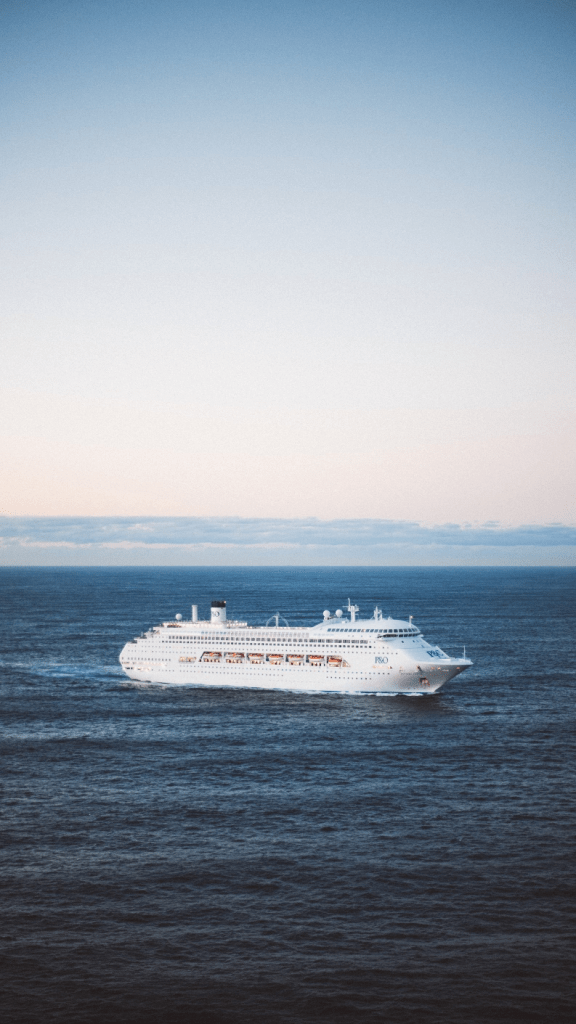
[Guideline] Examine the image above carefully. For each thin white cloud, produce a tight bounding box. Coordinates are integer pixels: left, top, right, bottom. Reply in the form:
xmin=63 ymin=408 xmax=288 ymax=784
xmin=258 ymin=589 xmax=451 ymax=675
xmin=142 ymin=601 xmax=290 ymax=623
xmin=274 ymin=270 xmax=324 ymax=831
xmin=1 ymin=517 xmax=575 ymax=553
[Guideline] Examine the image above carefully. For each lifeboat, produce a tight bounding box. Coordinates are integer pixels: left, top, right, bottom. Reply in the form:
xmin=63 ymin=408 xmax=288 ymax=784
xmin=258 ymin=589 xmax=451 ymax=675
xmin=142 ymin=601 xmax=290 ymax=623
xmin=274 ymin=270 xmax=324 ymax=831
xmin=287 ymin=654 xmax=304 ymax=665
xmin=308 ymin=655 xmax=324 ymax=666
xmin=226 ymin=653 xmax=244 ymax=663
xmin=179 ymin=656 xmax=197 ymax=663
xmin=327 ymin=656 xmax=342 ymax=667
xmin=267 ymin=654 xmax=283 ymax=664
xmin=248 ymin=653 xmax=264 ymax=663
xmin=202 ymin=652 xmax=222 ymax=662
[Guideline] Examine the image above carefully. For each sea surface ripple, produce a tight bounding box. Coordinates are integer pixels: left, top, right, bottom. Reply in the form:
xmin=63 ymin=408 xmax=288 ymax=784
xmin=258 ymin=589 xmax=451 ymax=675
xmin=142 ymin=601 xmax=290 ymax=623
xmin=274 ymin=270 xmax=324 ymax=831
xmin=1 ymin=567 xmax=575 ymax=1024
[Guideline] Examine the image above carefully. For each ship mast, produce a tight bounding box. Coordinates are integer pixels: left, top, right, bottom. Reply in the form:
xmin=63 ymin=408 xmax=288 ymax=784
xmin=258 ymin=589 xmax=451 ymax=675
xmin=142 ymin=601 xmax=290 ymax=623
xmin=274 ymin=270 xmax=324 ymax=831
xmin=346 ymin=598 xmax=359 ymax=623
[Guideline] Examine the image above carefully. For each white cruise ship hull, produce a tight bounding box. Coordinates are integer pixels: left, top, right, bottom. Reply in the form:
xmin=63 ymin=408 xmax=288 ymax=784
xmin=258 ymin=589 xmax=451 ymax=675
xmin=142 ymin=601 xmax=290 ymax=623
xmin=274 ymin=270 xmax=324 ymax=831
xmin=120 ymin=660 xmax=468 ymax=693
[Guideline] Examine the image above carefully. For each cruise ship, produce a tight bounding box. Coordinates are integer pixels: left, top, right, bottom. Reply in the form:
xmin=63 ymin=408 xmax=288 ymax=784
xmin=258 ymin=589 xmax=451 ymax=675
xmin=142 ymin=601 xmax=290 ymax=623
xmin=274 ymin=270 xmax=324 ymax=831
xmin=119 ymin=599 xmax=471 ymax=694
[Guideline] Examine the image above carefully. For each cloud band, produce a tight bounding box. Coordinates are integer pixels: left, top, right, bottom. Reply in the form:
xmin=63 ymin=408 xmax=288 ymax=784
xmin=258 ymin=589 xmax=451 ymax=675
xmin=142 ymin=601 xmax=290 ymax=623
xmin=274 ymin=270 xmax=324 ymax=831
xmin=0 ymin=517 xmax=575 ymax=566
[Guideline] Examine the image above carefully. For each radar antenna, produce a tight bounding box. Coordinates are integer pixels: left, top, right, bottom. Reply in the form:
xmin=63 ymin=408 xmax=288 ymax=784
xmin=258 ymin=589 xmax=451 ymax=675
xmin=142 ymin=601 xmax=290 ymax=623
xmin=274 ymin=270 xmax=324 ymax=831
xmin=345 ymin=599 xmax=359 ymax=623
xmin=266 ymin=612 xmax=290 ymax=628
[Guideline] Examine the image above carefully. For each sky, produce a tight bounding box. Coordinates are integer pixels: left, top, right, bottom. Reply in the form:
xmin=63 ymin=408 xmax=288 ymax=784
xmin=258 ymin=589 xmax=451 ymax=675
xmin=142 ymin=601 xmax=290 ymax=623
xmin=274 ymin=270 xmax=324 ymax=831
xmin=1 ymin=516 xmax=575 ymax=566
xmin=1 ymin=1 xmax=575 ymax=563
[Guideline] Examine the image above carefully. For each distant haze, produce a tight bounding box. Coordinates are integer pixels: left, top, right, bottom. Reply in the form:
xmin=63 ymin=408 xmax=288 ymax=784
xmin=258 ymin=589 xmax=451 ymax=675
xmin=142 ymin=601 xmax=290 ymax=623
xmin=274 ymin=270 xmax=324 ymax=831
xmin=1 ymin=517 xmax=575 ymax=566
xmin=1 ymin=1 xmax=575 ymax=533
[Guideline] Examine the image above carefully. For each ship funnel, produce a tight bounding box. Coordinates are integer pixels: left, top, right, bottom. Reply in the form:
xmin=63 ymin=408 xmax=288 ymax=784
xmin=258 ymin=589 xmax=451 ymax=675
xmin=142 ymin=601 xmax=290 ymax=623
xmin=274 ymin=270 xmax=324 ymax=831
xmin=191 ymin=605 xmax=198 ymax=622
xmin=211 ymin=600 xmax=226 ymax=624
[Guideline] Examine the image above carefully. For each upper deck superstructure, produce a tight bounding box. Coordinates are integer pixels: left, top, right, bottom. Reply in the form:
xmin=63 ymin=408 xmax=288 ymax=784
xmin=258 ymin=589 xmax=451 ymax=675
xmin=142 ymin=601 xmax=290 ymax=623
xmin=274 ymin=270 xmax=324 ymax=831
xmin=119 ymin=599 xmax=472 ymax=693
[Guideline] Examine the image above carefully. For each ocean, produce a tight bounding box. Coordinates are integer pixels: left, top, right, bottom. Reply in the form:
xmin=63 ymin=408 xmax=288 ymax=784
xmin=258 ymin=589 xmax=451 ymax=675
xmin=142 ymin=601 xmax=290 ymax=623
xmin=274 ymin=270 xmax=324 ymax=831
xmin=1 ymin=566 xmax=575 ymax=1024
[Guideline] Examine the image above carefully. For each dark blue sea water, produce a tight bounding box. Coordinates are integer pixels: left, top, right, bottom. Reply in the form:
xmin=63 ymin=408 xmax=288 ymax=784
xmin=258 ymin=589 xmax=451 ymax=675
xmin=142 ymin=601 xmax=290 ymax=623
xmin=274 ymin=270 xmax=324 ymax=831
xmin=1 ymin=567 xmax=575 ymax=1024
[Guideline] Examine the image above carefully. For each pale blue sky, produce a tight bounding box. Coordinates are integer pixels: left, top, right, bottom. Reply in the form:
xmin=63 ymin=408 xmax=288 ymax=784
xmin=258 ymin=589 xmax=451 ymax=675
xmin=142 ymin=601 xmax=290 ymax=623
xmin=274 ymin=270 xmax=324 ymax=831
xmin=1 ymin=1 xmax=575 ymax=543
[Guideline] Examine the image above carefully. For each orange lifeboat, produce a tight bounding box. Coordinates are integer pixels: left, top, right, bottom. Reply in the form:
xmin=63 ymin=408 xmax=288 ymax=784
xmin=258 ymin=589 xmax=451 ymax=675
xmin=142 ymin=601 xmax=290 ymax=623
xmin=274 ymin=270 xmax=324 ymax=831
xmin=267 ymin=654 xmax=283 ymax=664
xmin=308 ymin=655 xmax=324 ymax=666
xmin=248 ymin=653 xmax=264 ymax=664
xmin=287 ymin=654 xmax=304 ymax=665
xmin=225 ymin=652 xmax=244 ymax=663
xmin=327 ymin=656 xmax=342 ymax=667
xmin=202 ymin=651 xmax=222 ymax=662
